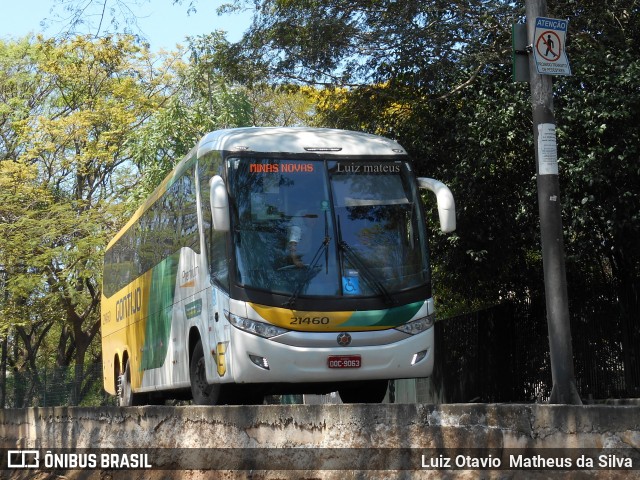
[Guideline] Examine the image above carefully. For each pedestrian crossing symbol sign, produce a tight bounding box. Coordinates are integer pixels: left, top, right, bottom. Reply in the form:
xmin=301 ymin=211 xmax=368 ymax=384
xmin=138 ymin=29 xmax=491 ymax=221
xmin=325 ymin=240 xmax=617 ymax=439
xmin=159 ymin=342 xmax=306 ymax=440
xmin=533 ymin=17 xmax=571 ymax=76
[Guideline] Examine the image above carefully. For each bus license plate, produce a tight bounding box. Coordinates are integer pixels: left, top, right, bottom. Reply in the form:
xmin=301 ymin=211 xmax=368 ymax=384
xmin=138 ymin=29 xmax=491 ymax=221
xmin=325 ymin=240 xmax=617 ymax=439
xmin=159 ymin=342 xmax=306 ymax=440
xmin=327 ymin=355 xmax=361 ymax=369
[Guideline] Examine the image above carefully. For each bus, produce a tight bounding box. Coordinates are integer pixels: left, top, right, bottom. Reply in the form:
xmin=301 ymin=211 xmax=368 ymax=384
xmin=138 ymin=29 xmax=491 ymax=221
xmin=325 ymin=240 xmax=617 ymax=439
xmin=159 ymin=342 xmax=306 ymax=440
xmin=101 ymin=127 xmax=455 ymax=405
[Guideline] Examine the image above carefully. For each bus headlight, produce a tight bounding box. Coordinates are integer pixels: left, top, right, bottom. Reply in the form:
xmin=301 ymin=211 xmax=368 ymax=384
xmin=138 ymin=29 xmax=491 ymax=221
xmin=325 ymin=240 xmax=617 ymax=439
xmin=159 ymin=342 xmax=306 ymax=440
xmin=395 ymin=314 xmax=435 ymax=335
xmin=229 ymin=313 xmax=288 ymax=339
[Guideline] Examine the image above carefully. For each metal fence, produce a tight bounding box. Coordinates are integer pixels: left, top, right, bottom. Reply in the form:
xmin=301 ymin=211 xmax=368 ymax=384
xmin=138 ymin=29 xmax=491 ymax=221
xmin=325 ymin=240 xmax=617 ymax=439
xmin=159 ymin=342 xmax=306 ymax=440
xmin=1 ymin=362 xmax=115 ymax=408
xmin=425 ymin=286 xmax=640 ymax=403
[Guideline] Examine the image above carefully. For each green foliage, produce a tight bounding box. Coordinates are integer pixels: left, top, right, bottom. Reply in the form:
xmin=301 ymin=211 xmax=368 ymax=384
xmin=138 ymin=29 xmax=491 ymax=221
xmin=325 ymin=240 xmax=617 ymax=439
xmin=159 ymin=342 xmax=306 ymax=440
xmin=125 ymin=33 xmax=254 ymax=205
xmin=0 ymin=38 xmax=51 ymax=162
xmin=550 ymin=0 xmax=640 ymax=291
xmin=243 ymin=84 xmax=316 ymax=126
xmin=125 ymin=32 xmax=318 ymax=206
xmin=221 ymin=0 xmax=520 ymax=88
xmin=0 ymin=35 xmax=168 ymax=405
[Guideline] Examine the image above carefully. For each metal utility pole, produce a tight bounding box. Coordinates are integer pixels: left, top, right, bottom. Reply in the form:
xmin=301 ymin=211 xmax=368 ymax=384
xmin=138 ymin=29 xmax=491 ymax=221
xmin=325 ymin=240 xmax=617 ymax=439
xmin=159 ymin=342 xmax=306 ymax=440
xmin=525 ymin=0 xmax=582 ymax=404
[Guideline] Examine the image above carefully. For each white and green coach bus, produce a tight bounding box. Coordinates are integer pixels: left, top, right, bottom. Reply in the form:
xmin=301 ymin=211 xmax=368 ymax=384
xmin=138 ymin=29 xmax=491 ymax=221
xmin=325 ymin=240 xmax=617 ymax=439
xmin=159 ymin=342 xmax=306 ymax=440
xmin=101 ymin=127 xmax=455 ymax=405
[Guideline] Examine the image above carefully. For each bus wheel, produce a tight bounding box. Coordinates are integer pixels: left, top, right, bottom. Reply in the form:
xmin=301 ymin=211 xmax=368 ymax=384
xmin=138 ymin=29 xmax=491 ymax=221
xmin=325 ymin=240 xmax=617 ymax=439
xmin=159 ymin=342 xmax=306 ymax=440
xmin=338 ymin=380 xmax=389 ymax=404
xmin=118 ymin=360 xmax=136 ymax=407
xmin=190 ymin=340 xmax=220 ymax=405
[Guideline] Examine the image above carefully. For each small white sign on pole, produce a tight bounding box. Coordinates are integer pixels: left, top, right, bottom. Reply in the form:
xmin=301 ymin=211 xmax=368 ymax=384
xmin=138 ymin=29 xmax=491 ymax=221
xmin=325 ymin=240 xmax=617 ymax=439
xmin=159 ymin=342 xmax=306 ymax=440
xmin=538 ymin=123 xmax=559 ymax=175
xmin=533 ymin=17 xmax=571 ymax=76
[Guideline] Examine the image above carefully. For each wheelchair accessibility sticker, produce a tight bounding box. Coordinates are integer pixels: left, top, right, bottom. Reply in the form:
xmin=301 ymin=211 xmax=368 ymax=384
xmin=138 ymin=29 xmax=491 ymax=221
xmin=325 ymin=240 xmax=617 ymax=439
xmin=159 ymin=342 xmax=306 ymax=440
xmin=342 ymin=270 xmax=360 ymax=295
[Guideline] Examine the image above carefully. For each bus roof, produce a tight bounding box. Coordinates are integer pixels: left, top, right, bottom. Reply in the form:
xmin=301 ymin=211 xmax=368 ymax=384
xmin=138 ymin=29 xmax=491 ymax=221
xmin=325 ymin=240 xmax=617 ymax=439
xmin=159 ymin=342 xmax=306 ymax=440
xmin=197 ymin=127 xmax=407 ymax=158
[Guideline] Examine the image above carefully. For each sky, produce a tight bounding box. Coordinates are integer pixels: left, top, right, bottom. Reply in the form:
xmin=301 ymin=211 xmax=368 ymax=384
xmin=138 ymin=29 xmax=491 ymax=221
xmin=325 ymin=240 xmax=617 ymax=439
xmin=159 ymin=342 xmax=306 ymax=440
xmin=0 ymin=0 xmax=254 ymax=51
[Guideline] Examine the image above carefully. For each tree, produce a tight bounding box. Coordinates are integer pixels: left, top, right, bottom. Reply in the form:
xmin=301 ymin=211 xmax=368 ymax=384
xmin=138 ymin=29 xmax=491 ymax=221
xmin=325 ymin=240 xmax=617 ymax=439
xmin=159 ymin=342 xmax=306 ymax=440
xmin=0 ymin=35 xmax=173 ymax=405
xmin=0 ymin=30 xmax=316 ymax=407
xmin=550 ymin=0 xmax=640 ymax=393
xmin=126 ymin=32 xmax=316 ymax=203
xmin=243 ymin=84 xmax=316 ymax=127
xmin=217 ymin=0 xmax=517 ymax=90
xmin=0 ymin=38 xmax=59 ymax=406
xmin=0 ymin=38 xmax=52 ymax=163
xmin=125 ymin=33 xmax=254 ymax=204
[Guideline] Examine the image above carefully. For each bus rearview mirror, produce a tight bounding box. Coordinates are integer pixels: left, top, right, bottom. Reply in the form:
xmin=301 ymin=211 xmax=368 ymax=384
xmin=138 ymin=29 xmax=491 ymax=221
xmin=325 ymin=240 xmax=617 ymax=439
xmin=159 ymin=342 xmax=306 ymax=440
xmin=417 ymin=177 xmax=456 ymax=233
xmin=210 ymin=175 xmax=230 ymax=232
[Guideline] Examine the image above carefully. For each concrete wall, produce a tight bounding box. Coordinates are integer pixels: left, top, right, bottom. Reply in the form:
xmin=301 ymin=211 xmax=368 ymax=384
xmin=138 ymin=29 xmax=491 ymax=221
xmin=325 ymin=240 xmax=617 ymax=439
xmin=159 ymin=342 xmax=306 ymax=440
xmin=0 ymin=403 xmax=639 ymax=479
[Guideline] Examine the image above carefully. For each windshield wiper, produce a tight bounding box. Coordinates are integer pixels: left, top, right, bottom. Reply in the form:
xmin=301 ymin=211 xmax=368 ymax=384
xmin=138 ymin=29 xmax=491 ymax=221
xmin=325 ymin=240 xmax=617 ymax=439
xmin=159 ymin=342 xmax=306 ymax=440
xmin=338 ymin=239 xmax=396 ymax=306
xmin=283 ymin=210 xmax=331 ymax=308
xmin=282 ymin=236 xmax=329 ymax=308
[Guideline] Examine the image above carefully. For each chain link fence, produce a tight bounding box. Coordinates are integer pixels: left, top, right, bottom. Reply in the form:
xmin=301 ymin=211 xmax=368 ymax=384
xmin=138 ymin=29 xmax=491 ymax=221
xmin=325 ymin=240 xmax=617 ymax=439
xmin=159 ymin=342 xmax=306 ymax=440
xmin=1 ymin=362 xmax=115 ymax=408
xmin=422 ymin=286 xmax=639 ymax=403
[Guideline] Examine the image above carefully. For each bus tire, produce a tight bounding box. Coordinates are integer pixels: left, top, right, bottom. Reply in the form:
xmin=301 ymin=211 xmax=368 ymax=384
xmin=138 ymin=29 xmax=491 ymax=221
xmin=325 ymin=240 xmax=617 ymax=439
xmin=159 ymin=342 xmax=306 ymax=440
xmin=190 ymin=340 xmax=220 ymax=405
xmin=118 ymin=359 xmax=143 ymax=406
xmin=338 ymin=380 xmax=389 ymax=404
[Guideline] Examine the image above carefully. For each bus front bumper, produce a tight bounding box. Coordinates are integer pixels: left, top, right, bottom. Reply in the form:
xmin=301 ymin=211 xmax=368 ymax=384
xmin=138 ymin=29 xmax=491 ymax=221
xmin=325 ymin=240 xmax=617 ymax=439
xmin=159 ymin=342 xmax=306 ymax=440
xmin=226 ymin=326 xmax=434 ymax=384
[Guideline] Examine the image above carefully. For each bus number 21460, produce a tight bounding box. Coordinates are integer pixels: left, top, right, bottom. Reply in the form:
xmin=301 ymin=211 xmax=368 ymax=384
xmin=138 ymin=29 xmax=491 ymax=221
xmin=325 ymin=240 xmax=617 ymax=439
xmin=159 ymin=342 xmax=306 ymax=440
xmin=290 ymin=316 xmax=330 ymax=326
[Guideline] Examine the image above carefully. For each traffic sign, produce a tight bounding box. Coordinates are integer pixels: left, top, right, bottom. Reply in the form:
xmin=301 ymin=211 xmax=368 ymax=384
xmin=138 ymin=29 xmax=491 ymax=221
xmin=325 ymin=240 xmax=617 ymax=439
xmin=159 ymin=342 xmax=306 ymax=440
xmin=533 ymin=17 xmax=571 ymax=76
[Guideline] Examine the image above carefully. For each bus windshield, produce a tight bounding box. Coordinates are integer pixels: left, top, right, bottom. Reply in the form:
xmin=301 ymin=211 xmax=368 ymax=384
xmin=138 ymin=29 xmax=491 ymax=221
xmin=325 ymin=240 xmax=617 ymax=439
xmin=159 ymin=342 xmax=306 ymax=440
xmin=227 ymin=157 xmax=429 ymax=298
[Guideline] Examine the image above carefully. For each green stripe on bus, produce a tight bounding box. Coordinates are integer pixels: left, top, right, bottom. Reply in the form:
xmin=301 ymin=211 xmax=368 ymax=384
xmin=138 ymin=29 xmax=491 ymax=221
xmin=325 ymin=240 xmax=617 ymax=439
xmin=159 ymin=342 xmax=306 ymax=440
xmin=341 ymin=301 xmax=424 ymax=328
xmin=140 ymin=252 xmax=180 ymax=370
